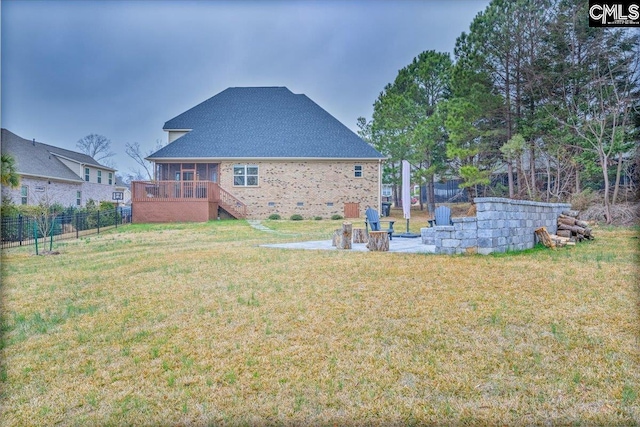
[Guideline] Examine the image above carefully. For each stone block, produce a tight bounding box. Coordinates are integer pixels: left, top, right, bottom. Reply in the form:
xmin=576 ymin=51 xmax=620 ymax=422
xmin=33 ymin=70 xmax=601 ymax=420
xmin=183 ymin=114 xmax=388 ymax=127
xmin=442 ymin=238 xmax=461 ymax=248
xmin=478 ymin=237 xmax=493 ymax=248
xmin=455 ymin=230 xmax=477 ymax=240
xmin=422 ymin=245 xmax=436 ymax=253
xmin=476 ymin=210 xmax=491 ymax=221
xmin=461 ymin=238 xmax=478 ymax=248
xmin=477 ymin=220 xmax=492 ymax=229
xmin=478 ymin=247 xmax=494 ymax=255
xmin=492 ymin=219 xmax=506 ymax=229
xmin=439 ymin=247 xmax=457 ymax=255
xmin=463 ymin=220 xmax=478 ymax=230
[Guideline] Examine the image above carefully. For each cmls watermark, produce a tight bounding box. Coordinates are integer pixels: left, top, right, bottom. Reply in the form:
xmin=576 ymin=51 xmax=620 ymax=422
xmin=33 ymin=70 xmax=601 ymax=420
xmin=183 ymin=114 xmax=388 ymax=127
xmin=589 ymin=1 xmax=640 ymax=26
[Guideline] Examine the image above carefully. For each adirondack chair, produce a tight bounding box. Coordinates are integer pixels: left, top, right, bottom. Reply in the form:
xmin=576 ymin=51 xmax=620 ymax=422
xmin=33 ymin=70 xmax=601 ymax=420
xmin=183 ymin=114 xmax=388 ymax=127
xmin=434 ymin=206 xmax=453 ymax=226
xmin=365 ymin=207 xmax=395 ymax=240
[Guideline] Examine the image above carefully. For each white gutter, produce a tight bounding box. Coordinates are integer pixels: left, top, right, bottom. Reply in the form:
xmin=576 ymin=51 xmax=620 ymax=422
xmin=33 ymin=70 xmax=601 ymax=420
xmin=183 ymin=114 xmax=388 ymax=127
xmin=145 ymin=157 xmax=386 ymax=162
xmin=50 ymin=153 xmax=117 ymax=171
xmin=18 ymin=173 xmax=84 ymax=184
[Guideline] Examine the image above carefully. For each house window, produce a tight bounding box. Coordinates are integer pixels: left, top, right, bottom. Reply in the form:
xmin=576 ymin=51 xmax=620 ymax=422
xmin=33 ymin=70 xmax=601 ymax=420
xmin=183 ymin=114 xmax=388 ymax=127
xmin=233 ymin=165 xmax=258 ymax=187
xmin=84 ymin=168 xmax=90 ymax=182
xmin=354 ymin=165 xmax=363 ymax=178
xmin=268 ymin=202 xmax=275 ymax=207
xmin=76 ymin=191 xmax=82 ymax=206
xmin=97 ymin=170 xmax=102 ymax=184
xmin=108 ymin=172 xmax=113 ymax=185
xmin=382 ymin=185 xmax=392 ymax=198
xmin=21 ymin=186 xmax=28 ymax=205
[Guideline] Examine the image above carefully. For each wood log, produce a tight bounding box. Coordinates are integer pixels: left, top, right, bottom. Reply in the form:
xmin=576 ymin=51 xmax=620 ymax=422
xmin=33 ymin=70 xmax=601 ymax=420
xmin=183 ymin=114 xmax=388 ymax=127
xmin=576 ymin=219 xmax=589 ymax=228
xmin=556 ymin=229 xmax=572 ymax=238
xmin=352 ymin=228 xmax=368 ymax=244
xmin=558 ymin=215 xmax=577 ymax=226
xmin=535 ymin=226 xmax=556 ymax=249
xmin=339 ymin=222 xmax=352 ymax=250
xmin=366 ymin=230 xmax=389 ymax=252
xmin=332 ymin=229 xmax=341 ymax=247
xmin=557 ymin=223 xmax=587 ymax=235
xmin=562 ymin=210 xmax=580 ymax=218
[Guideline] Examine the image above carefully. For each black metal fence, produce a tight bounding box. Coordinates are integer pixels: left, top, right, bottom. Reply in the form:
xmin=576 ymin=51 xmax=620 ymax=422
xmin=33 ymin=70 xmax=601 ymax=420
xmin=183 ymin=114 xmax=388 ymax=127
xmin=1 ymin=207 xmax=132 ymax=250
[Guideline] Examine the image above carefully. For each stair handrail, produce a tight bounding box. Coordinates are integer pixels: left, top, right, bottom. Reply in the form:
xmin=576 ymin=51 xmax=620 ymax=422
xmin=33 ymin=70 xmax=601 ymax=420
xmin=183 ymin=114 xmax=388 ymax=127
xmin=217 ymin=185 xmax=247 ymax=218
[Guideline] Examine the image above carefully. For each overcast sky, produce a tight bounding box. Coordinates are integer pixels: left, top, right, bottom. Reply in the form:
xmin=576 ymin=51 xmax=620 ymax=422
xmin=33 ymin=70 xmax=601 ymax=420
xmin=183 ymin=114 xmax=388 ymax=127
xmin=2 ymin=0 xmax=489 ymax=176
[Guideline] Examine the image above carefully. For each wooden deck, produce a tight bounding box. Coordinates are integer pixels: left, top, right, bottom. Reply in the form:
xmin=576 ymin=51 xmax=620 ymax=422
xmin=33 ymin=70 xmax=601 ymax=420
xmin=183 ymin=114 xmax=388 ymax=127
xmin=131 ymin=181 xmax=246 ymax=222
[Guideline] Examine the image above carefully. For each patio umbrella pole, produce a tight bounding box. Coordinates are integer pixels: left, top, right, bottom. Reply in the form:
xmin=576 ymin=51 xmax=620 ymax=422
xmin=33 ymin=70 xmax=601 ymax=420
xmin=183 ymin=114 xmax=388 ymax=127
xmin=399 ymin=216 xmax=420 ymax=238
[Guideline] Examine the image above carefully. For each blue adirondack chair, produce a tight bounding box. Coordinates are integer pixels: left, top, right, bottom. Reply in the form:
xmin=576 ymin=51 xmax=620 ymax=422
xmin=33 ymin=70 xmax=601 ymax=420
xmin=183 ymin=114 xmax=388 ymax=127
xmin=365 ymin=207 xmax=395 ymax=240
xmin=434 ymin=206 xmax=453 ymax=226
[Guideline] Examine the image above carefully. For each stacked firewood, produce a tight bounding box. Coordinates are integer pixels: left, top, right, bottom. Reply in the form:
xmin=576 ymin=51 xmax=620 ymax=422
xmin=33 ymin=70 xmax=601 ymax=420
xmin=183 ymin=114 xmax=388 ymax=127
xmin=535 ymin=210 xmax=594 ymax=249
xmin=557 ymin=210 xmax=593 ymax=243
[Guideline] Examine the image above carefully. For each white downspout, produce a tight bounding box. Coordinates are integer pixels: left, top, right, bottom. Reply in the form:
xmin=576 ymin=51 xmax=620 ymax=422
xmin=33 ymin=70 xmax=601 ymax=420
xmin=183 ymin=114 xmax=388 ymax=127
xmin=378 ymin=158 xmax=382 ymax=212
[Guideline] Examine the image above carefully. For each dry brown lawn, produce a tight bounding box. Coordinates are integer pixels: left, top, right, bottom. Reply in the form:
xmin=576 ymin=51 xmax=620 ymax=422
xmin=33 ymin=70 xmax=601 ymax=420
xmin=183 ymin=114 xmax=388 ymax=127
xmin=1 ymin=215 xmax=638 ymax=426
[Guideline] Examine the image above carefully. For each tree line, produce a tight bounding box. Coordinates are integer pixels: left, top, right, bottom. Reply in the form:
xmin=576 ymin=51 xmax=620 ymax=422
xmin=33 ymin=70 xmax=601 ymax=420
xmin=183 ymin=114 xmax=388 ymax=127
xmin=358 ymin=0 xmax=639 ymax=223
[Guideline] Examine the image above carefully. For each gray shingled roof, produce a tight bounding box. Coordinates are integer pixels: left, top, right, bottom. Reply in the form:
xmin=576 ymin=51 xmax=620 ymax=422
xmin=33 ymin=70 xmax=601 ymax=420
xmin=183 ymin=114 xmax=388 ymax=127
xmin=150 ymin=87 xmax=384 ymax=160
xmin=1 ymin=129 xmax=112 ymax=182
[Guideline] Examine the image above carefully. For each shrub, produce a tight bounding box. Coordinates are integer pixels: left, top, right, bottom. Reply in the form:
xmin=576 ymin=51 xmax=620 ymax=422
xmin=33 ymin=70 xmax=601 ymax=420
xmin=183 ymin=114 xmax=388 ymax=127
xmin=313 ymin=216 xmax=322 ymax=220
xmin=570 ymin=189 xmax=601 ymax=211
xmin=290 ymin=214 xmax=304 ymax=221
xmin=268 ymin=214 xmax=281 ymax=220
xmin=331 ymin=214 xmax=343 ymax=220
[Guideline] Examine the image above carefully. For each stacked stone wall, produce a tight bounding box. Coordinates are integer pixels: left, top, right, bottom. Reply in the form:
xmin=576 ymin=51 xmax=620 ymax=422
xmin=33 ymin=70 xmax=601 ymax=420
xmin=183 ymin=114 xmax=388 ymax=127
xmin=420 ymin=197 xmax=571 ymax=255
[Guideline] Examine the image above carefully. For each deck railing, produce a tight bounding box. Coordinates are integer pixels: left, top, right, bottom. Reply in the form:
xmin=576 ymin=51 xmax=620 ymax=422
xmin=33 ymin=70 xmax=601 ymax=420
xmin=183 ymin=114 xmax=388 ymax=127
xmin=131 ymin=181 xmax=246 ymax=218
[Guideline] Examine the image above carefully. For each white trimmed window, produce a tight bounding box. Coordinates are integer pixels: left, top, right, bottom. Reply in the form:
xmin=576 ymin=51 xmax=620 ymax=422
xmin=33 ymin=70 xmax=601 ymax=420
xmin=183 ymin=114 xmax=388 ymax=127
xmin=233 ymin=165 xmax=258 ymax=187
xmin=76 ymin=191 xmax=82 ymax=206
xmin=354 ymin=165 xmax=363 ymax=178
xmin=21 ymin=185 xmax=28 ymax=205
xmin=84 ymin=167 xmax=90 ymax=182
xmin=97 ymin=170 xmax=102 ymax=184
xmin=108 ymin=172 xmax=113 ymax=185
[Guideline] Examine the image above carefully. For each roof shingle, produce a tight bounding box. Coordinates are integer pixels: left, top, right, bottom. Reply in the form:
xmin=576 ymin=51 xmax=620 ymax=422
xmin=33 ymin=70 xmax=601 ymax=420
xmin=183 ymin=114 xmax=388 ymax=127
xmin=150 ymin=87 xmax=383 ymax=160
xmin=1 ymin=129 xmax=113 ymax=182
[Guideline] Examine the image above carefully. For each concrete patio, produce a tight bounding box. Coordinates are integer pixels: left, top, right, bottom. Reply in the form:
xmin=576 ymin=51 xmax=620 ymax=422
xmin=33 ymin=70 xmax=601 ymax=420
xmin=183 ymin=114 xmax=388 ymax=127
xmin=261 ymin=236 xmax=431 ymax=253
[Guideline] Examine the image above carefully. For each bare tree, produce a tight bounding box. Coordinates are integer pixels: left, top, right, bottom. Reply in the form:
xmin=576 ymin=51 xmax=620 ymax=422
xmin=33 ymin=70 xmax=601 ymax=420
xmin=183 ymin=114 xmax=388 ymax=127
xmin=125 ymin=140 xmax=164 ymax=181
xmin=76 ymin=134 xmax=115 ymax=163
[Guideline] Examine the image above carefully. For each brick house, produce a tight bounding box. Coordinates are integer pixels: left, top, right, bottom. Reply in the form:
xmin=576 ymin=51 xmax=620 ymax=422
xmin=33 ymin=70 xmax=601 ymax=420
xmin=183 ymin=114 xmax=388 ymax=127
xmin=132 ymin=87 xmax=385 ymax=222
xmin=1 ymin=129 xmax=117 ymax=208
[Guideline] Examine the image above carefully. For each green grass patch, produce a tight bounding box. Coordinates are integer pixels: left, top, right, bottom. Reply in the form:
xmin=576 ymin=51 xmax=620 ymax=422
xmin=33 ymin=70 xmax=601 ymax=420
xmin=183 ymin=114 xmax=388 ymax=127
xmin=0 ymin=221 xmax=638 ymax=425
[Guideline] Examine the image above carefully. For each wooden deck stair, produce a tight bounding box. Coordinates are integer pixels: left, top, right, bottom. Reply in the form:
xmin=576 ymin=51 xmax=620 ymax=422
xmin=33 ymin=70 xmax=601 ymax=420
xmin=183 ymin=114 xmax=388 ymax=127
xmin=218 ymin=185 xmax=246 ymax=219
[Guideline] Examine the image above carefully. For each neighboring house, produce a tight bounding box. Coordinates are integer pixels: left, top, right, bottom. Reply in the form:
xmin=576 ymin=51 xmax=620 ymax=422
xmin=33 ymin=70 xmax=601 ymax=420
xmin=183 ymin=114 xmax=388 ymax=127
xmin=114 ymin=178 xmax=132 ymax=206
xmin=1 ymin=129 xmax=117 ymax=208
xmin=132 ymin=86 xmax=385 ymax=222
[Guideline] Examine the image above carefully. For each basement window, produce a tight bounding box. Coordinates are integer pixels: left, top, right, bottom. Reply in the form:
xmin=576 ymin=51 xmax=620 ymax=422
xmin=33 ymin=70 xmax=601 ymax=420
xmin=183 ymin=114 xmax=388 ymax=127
xmin=233 ymin=165 xmax=259 ymax=187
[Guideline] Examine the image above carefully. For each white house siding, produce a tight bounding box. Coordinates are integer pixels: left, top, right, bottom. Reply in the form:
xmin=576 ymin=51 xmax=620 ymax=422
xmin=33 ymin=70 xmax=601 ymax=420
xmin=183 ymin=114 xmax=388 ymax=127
xmin=168 ymin=131 xmax=189 ymax=143
xmin=55 ymin=158 xmax=114 ymax=185
xmin=1 ymin=177 xmax=116 ymax=208
xmin=81 ymin=181 xmax=117 ymax=205
xmin=56 ymin=157 xmax=84 ymax=178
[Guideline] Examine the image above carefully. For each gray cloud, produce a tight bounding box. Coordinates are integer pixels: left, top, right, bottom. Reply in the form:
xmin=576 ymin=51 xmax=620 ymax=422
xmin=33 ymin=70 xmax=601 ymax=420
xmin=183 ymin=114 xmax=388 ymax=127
xmin=2 ymin=0 xmax=488 ymax=175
